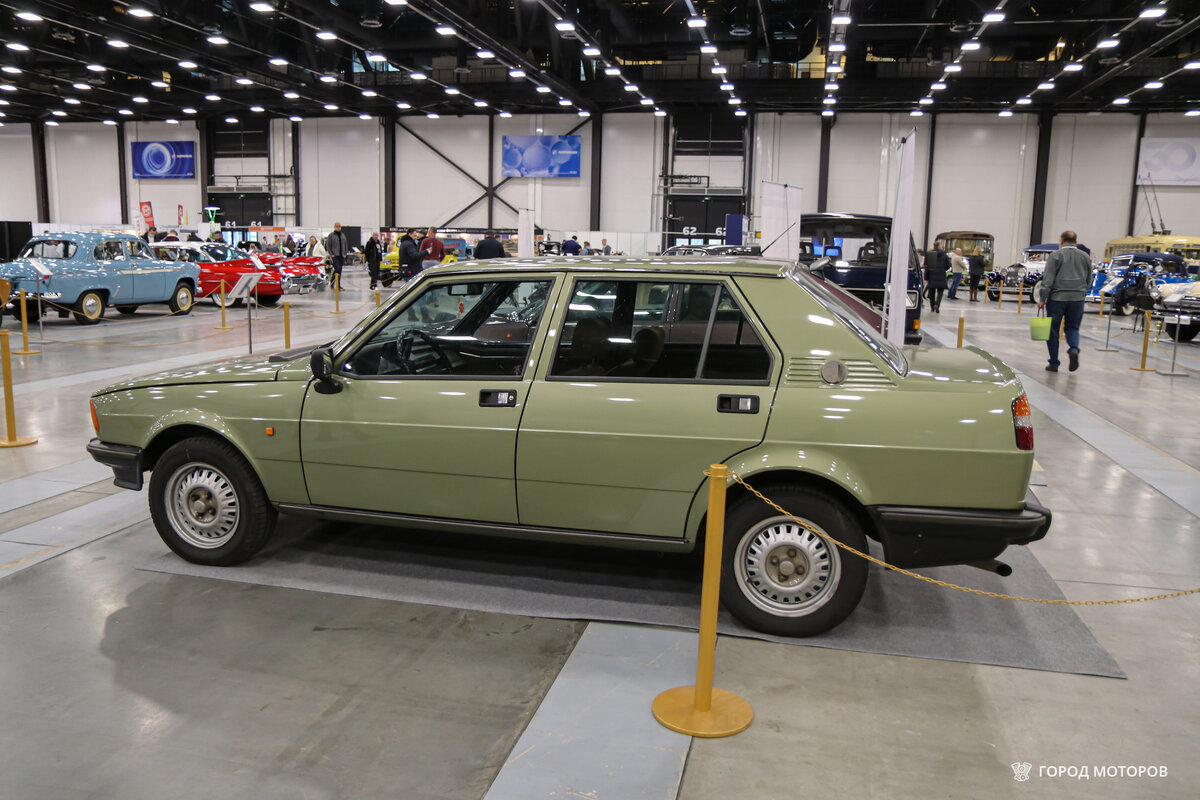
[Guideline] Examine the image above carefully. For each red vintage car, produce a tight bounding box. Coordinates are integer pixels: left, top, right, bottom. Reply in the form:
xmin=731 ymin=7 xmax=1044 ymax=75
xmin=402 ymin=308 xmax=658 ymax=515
xmin=150 ymin=242 xmax=284 ymax=306
xmin=253 ymin=251 xmax=328 ymax=295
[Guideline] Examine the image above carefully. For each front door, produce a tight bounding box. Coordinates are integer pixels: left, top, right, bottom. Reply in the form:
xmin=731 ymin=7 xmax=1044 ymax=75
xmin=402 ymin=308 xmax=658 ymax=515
xmin=516 ymin=276 xmax=777 ymax=538
xmin=300 ymin=275 xmax=559 ymax=522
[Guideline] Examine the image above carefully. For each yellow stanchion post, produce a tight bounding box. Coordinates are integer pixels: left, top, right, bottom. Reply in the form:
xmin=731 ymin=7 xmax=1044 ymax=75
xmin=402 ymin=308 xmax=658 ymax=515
xmin=1016 ymin=286 xmax=1024 ymax=316
xmin=653 ymin=463 xmax=753 ymax=738
xmin=1131 ymin=310 xmax=1155 ymax=372
xmin=13 ymin=290 xmax=39 ymax=355
xmin=997 ymin=284 xmax=1003 ymax=310
xmin=0 ymin=330 xmax=37 ymax=448
xmin=283 ymin=301 xmax=291 ymax=349
xmin=215 ymin=280 xmax=234 ymax=330
xmin=957 ymin=314 xmax=965 ymax=348
xmin=375 ymin=289 xmax=381 ymax=308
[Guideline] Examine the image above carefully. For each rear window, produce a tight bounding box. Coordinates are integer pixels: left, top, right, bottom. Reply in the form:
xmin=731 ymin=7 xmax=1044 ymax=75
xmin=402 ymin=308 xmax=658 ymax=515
xmin=19 ymin=239 xmax=76 ymax=259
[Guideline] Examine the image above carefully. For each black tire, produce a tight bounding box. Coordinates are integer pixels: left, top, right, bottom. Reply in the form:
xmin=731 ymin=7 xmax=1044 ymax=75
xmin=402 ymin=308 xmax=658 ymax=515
xmin=148 ymin=436 xmax=277 ymax=566
xmin=72 ymin=290 xmax=105 ymax=324
xmin=720 ymin=486 xmax=868 ymax=637
xmin=1163 ymin=323 xmax=1199 ymax=343
xmin=115 ymin=304 xmax=139 ymax=315
xmin=986 ymin=286 xmax=1000 ymax=301
xmin=168 ymin=282 xmax=194 ymax=315
xmin=257 ymin=293 xmax=281 ymax=307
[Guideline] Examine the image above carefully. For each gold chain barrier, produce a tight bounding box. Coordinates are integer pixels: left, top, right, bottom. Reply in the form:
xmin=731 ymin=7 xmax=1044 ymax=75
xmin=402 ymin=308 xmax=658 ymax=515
xmin=730 ymin=472 xmax=1200 ymax=607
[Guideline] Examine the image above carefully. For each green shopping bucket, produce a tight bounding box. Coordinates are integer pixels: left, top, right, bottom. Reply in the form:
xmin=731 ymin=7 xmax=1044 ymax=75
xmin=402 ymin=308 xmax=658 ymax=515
xmin=1029 ymin=314 xmax=1051 ymax=341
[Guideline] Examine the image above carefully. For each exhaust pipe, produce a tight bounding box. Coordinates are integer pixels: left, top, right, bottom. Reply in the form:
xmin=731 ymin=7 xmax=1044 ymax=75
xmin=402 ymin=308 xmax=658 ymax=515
xmin=967 ymin=559 xmax=1013 ymax=577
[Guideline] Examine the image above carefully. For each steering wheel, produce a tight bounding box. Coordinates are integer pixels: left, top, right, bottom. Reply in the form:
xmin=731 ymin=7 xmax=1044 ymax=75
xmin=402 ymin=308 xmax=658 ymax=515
xmin=397 ymin=329 xmax=452 ymax=373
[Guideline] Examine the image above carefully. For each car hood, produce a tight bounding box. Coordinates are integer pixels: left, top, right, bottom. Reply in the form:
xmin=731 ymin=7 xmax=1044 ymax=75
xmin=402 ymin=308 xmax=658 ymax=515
xmin=96 ymin=355 xmax=281 ymax=393
xmin=899 ymin=345 xmax=1020 ymax=391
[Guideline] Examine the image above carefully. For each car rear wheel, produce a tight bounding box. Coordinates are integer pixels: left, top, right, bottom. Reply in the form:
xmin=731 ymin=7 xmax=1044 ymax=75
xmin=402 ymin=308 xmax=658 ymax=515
xmin=720 ymin=486 xmax=868 ymax=637
xmin=257 ymin=293 xmax=281 ymax=307
xmin=168 ymin=282 xmax=194 ymax=315
xmin=149 ymin=437 xmax=277 ymax=565
xmin=72 ymin=290 xmax=105 ymax=324
xmin=986 ymin=286 xmax=1000 ymax=301
xmin=115 ymin=304 xmax=139 ymax=315
xmin=1163 ymin=323 xmax=1199 ymax=342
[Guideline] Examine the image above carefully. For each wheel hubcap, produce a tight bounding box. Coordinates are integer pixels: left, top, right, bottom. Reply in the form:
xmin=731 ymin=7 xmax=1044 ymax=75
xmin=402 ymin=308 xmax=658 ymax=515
xmin=736 ymin=517 xmax=841 ymax=617
xmin=177 ymin=288 xmax=191 ymax=307
xmin=165 ymin=462 xmax=239 ymax=548
xmin=83 ymin=295 xmax=100 ymax=316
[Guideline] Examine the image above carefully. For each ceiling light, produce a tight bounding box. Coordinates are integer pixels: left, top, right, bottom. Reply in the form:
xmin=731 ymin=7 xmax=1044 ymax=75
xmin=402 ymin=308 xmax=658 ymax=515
xmin=944 ymin=64 xmax=962 ymax=72
xmin=1056 ymin=39 xmax=1066 ymax=48
xmin=604 ymin=66 xmax=621 ymax=76
xmin=128 ymin=8 xmax=154 ymax=17
xmin=250 ymin=105 xmax=264 ymax=112
xmin=1184 ymin=61 xmax=1200 ymax=69
xmin=358 ymin=113 xmax=371 ymax=119
xmin=1063 ymin=62 xmax=1084 ymax=71
xmin=828 ymin=43 xmax=846 ymax=53
xmin=640 ymin=97 xmax=653 ymax=105
xmin=474 ymin=99 xmax=487 ymax=107
xmin=822 ymin=109 xmax=835 ymax=117
xmin=822 ymin=97 xmax=836 ymax=105
xmin=832 ymin=15 xmax=852 ymax=25
xmin=178 ymin=60 xmax=198 ymax=69
xmin=734 ymin=109 xmax=747 ymax=117
xmin=87 ymin=64 xmax=107 ymax=72
xmin=555 ymin=20 xmax=575 ymax=32
xmin=183 ymin=107 xmax=196 ymax=114
xmin=289 ymin=115 xmax=302 ymax=121
xmin=225 ymin=116 xmax=237 ymax=123
xmin=362 ymin=89 xmax=377 ymax=97
xmin=826 ymin=64 xmax=842 ymax=73
xmin=51 ymin=109 xmax=66 ymax=116
xmin=16 ymin=12 xmax=42 ymax=22
xmin=582 ymin=46 xmax=600 ymax=57
xmin=0 ymin=83 xmax=13 ymax=92
xmin=64 ymin=97 xmax=80 ymax=105
xmin=919 ymin=96 xmax=933 ymax=105
xmin=982 ymin=12 xmax=1005 ymax=23
xmin=654 ymin=109 xmax=666 ymax=116
xmin=1 ymin=67 xmax=19 ymax=74
xmin=508 ymin=68 xmax=526 ymax=78
xmin=427 ymin=112 xmax=439 ymax=119
xmin=824 ymin=81 xmax=839 ymax=91
xmin=558 ymin=98 xmax=572 ymax=105
xmin=1097 ymin=38 xmax=1119 ymax=48
xmin=931 ymin=82 xmax=947 ymax=90
xmin=118 ymin=108 xmax=132 ymax=114
xmin=700 ymin=44 xmax=718 ymax=54
xmin=1139 ymin=7 xmax=1167 ymax=18
xmin=323 ymin=103 xmax=338 ymax=110
xmin=250 ymin=2 xmax=274 ymax=11
xmin=711 ymin=65 xmax=727 ymax=74
xmin=444 ymin=86 xmax=460 ymax=95
xmin=207 ymin=35 xmax=229 ymax=45
xmin=396 ymin=101 xmax=411 ymax=109
xmin=998 ymin=109 xmax=1013 ymax=117
xmin=384 ymin=0 xmax=408 ymax=5
xmin=961 ymin=41 xmax=981 ymax=51
xmin=409 ymin=71 xmax=427 ymax=80
xmin=623 ymin=83 xmax=639 ymax=91
xmin=475 ymin=49 xmax=495 ymax=59
xmin=103 ymin=119 xmax=116 ymax=125
xmin=6 ymin=42 xmax=29 ymax=51
xmin=269 ymin=57 xmax=288 ymax=66
xmin=687 ymin=17 xmax=706 ymax=28
xmin=45 ymin=120 xmax=58 ymax=126
xmin=0 ymin=99 xmax=8 ymax=104
xmin=1144 ymin=80 xmax=1164 ymax=89
xmin=151 ymin=80 xmax=169 ymax=88
xmin=499 ymin=110 xmax=512 ymax=118
xmin=1038 ymin=82 xmax=1055 ymax=90
xmin=73 ymin=82 xmax=91 ymax=90
xmin=1112 ymin=97 xmax=1130 ymax=105
xmin=132 ymin=96 xmax=148 ymax=103
xmin=910 ymin=109 xmax=924 ymax=116
xmin=721 ymin=82 xmax=735 ymax=91
xmin=535 ymin=85 xmax=551 ymax=93
xmin=320 ymin=74 xmax=337 ymax=83
xmin=1186 ymin=110 xmax=1200 ymax=117
xmin=235 ymin=77 xmax=253 ymax=85
xmin=206 ymin=94 xmax=220 ymax=101
xmin=165 ymin=118 xmax=178 ymax=124
xmin=435 ymin=25 xmax=455 ymax=36
xmin=1015 ymin=97 xmax=1032 ymax=105
xmin=578 ymin=109 xmax=590 ymax=117
xmin=283 ymin=91 xmax=300 ymax=99
xmin=316 ymin=31 xmax=337 ymax=40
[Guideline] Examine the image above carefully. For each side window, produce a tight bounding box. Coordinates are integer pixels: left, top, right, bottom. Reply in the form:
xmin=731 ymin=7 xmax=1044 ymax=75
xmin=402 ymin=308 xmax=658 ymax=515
xmin=94 ymin=241 xmax=126 ymax=261
xmin=344 ymin=279 xmax=553 ymax=378
xmin=702 ymin=286 xmax=770 ymax=381
xmin=128 ymin=240 xmax=154 ymax=260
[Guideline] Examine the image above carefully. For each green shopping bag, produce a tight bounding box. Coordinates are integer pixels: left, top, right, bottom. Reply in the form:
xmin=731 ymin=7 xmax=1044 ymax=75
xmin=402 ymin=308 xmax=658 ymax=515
xmin=1029 ymin=308 xmax=1051 ymax=341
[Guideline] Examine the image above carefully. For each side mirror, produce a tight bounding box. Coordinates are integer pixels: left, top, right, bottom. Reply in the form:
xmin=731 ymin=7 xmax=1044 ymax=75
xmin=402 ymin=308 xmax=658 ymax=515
xmin=310 ymin=346 xmax=342 ymax=393
xmin=807 ymin=255 xmax=832 ymax=273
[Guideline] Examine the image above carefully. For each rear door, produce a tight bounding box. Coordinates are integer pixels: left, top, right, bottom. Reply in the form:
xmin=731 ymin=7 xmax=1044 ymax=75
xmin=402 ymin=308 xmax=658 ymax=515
xmin=515 ymin=275 xmax=778 ymax=538
xmin=126 ymin=239 xmax=168 ymax=301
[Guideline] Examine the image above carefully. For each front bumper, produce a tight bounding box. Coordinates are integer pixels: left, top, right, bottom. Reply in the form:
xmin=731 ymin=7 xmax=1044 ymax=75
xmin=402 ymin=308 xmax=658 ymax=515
xmin=86 ymin=438 xmax=145 ymax=491
xmin=866 ymin=491 xmax=1051 ymax=569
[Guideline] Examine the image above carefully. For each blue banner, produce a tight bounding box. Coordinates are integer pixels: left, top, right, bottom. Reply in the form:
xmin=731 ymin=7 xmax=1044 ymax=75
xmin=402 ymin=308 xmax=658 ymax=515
xmin=501 ymin=135 xmax=581 ymax=178
xmin=131 ymin=141 xmax=196 ymax=179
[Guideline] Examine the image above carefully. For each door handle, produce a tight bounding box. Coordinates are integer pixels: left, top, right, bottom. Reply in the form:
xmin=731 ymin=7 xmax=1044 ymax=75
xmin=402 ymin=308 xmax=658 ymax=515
xmin=479 ymin=389 xmax=518 ymax=407
xmin=717 ymin=394 xmax=759 ymax=414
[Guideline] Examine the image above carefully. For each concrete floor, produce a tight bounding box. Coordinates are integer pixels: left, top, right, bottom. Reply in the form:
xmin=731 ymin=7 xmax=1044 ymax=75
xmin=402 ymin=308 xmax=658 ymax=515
xmin=1 ymin=275 xmax=1197 ymax=799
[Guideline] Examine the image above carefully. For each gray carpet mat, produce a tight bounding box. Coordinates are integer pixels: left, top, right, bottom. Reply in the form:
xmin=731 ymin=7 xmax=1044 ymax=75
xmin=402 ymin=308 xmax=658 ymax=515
xmin=141 ymin=515 xmax=1122 ymax=678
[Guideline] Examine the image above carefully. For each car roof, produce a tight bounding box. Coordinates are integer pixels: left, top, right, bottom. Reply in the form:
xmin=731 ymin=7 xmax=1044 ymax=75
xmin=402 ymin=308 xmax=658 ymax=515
xmin=420 ymin=255 xmax=794 ymax=279
xmin=803 ymin=212 xmax=893 ymax=224
xmin=1114 ymin=251 xmax=1185 ymax=264
xmin=29 ymin=232 xmax=144 ymax=246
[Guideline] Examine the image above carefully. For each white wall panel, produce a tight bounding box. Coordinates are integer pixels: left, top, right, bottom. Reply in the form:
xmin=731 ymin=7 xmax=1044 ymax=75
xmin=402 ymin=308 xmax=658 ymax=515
xmin=599 ymin=113 xmax=659 ymax=233
xmin=0 ymin=124 xmax=39 ymax=221
xmin=46 ymin=123 xmax=121 ymax=224
xmin=125 ymin=121 xmax=202 ymax=231
xmin=299 ymin=116 xmax=383 ymax=232
xmin=396 ymin=115 xmax=492 ymax=229
xmin=928 ymin=114 xmax=1038 ymax=265
xmin=1042 ymin=114 xmax=1139 ymax=256
xmin=751 ymin=113 xmax=822 ymax=230
xmin=1131 ymin=113 xmax=1200 ymax=238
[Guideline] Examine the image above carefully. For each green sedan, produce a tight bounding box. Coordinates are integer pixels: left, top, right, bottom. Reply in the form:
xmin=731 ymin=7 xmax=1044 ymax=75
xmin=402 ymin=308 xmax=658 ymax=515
xmin=88 ymin=257 xmax=1050 ymax=636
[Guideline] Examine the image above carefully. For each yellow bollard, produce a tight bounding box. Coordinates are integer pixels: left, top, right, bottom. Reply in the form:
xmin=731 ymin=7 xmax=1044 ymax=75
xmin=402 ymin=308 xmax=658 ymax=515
xmin=0 ymin=330 xmax=37 ymax=448
xmin=333 ymin=274 xmax=344 ymax=314
xmin=283 ymin=301 xmax=291 ymax=349
xmin=997 ymin=284 xmax=1003 ymax=309
xmin=13 ymin=290 xmax=39 ymax=355
xmin=957 ymin=314 xmax=965 ymax=348
xmin=1016 ymin=286 xmax=1024 ymax=316
xmin=215 ymin=280 xmax=233 ymax=330
xmin=375 ymin=289 xmax=381 ymax=308
xmin=1131 ymin=310 xmax=1155 ymax=372
xmin=653 ymin=464 xmax=753 ymax=738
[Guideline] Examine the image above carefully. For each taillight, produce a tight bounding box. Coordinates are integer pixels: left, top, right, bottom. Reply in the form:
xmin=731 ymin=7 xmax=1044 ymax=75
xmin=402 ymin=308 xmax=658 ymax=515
xmin=1012 ymin=393 xmax=1033 ymax=451
xmin=90 ymin=399 xmax=99 ymax=435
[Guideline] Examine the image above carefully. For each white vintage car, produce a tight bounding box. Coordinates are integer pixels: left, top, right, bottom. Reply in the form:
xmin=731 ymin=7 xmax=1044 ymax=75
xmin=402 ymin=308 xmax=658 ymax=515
xmin=1154 ymin=280 xmax=1200 ymax=342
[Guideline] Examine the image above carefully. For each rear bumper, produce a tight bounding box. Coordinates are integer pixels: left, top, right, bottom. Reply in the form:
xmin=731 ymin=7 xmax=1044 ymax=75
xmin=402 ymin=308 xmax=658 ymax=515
xmin=866 ymin=492 xmax=1051 ymax=569
xmin=86 ymin=438 xmax=145 ymax=491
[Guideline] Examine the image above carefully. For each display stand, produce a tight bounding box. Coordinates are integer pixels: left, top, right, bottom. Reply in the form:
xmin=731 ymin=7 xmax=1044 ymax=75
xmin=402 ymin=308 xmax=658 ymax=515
xmin=225 ymin=273 xmax=263 ymax=354
xmin=1096 ymin=296 xmax=1118 ymax=352
xmin=1157 ymin=313 xmax=1189 ymax=377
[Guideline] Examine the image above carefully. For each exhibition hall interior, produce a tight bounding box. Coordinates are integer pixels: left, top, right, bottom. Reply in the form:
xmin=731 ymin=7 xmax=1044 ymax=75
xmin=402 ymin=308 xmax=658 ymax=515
xmin=1 ymin=1 xmax=1199 ymax=797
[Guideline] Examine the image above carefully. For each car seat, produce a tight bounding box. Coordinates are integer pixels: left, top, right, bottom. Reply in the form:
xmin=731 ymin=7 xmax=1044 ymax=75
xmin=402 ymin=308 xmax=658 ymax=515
xmin=562 ymin=316 xmax=612 ymax=374
xmin=607 ymin=326 xmax=665 ymax=377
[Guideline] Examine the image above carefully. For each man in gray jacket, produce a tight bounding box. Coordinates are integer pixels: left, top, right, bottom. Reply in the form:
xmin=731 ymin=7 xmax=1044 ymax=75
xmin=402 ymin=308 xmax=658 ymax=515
xmin=325 ymin=222 xmax=350 ymax=288
xmin=1037 ymin=230 xmax=1091 ymax=372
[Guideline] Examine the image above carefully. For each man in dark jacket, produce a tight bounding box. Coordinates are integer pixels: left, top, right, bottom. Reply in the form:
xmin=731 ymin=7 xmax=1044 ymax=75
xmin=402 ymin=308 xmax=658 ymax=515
xmin=326 ymin=222 xmax=350 ymax=288
xmin=1038 ymin=230 xmax=1091 ymax=373
xmin=474 ymin=231 xmax=507 ymax=259
xmin=364 ymin=231 xmax=382 ymax=290
xmin=561 ymin=235 xmax=581 ymax=255
xmin=923 ymin=242 xmax=950 ymax=313
xmin=399 ymin=235 xmax=423 ymax=279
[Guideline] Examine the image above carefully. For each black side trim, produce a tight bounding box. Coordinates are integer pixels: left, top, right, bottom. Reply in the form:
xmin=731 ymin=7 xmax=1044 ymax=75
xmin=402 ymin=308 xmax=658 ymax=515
xmin=866 ymin=494 xmax=1051 ymax=569
xmin=86 ymin=438 xmax=145 ymax=491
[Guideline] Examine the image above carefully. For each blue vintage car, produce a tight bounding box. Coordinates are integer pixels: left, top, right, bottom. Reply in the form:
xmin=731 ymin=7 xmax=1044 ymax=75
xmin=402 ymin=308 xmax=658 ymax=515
xmin=0 ymin=232 xmax=200 ymax=325
xmin=1085 ymin=251 xmax=1193 ymax=316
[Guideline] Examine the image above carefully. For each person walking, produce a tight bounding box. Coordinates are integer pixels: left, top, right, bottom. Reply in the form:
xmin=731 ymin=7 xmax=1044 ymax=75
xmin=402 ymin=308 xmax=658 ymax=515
xmin=561 ymin=235 xmax=581 ymax=255
xmin=364 ymin=231 xmax=382 ymax=290
xmin=968 ymin=246 xmax=986 ymax=302
xmin=948 ymin=247 xmax=967 ymax=300
xmin=923 ymin=242 xmax=950 ymax=313
xmin=474 ymin=231 xmax=507 ymax=259
xmin=1037 ymin=230 xmax=1091 ymax=373
xmin=419 ymin=226 xmax=445 ymax=270
xmin=326 ymin=222 xmax=350 ymax=288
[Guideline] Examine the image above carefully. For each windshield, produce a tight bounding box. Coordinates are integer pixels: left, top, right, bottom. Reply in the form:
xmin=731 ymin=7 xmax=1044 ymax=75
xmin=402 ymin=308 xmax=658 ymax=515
xmin=799 ymin=218 xmax=891 ymax=268
xmin=203 ymin=244 xmax=241 ymax=262
xmin=787 ymin=266 xmax=908 ymax=376
xmin=19 ymin=239 xmax=76 ymax=259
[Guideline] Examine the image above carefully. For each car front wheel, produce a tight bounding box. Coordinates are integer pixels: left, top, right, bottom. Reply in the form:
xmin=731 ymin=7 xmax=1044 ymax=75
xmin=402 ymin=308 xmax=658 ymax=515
xmin=720 ymin=486 xmax=868 ymax=637
xmin=168 ymin=282 xmax=194 ymax=314
xmin=149 ymin=437 xmax=277 ymax=565
xmin=1163 ymin=322 xmax=1199 ymax=342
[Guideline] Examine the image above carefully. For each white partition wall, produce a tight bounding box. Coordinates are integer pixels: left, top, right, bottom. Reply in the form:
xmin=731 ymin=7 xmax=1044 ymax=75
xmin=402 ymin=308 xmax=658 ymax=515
xmin=46 ymin=123 xmax=121 ymax=225
xmin=1042 ymin=114 xmax=1140 ymax=254
xmin=299 ymin=116 xmax=384 ymax=232
xmin=927 ymin=114 xmax=1039 ymax=265
xmin=0 ymin=124 xmax=40 ymax=221
xmin=1133 ymin=113 xmax=1200 ymax=238
xmin=125 ymin=121 xmax=202 ymax=231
